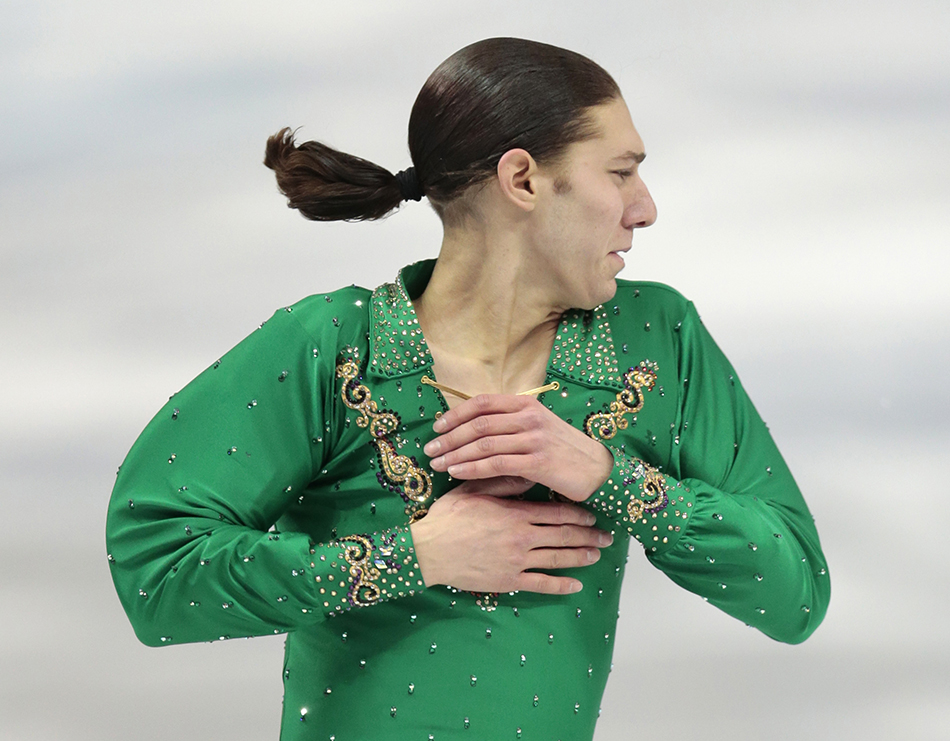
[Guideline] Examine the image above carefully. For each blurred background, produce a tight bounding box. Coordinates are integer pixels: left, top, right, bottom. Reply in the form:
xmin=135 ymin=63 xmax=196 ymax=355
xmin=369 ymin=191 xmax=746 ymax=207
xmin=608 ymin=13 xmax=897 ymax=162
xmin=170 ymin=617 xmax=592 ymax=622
xmin=1 ymin=1 xmax=948 ymax=739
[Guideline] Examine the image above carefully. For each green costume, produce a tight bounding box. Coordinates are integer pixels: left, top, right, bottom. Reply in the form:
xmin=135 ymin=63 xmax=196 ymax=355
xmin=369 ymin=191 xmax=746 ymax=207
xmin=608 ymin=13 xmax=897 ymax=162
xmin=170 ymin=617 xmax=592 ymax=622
xmin=107 ymin=259 xmax=829 ymax=740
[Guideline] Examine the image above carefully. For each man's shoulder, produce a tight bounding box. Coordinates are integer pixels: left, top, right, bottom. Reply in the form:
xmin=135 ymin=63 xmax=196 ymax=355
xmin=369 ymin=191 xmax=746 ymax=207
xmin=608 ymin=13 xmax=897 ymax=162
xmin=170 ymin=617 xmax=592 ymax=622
xmin=278 ymin=284 xmax=373 ymax=346
xmin=611 ymin=279 xmax=690 ymax=314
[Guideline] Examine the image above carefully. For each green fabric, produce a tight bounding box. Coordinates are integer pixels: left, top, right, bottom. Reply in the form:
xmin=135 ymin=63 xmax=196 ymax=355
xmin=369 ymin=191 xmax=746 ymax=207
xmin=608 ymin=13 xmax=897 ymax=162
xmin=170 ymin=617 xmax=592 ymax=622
xmin=107 ymin=259 xmax=829 ymax=740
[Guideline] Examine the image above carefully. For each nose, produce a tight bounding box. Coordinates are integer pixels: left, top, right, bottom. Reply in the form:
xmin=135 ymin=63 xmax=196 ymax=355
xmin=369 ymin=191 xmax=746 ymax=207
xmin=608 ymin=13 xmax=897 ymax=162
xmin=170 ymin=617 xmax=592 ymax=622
xmin=622 ymin=175 xmax=657 ymax=229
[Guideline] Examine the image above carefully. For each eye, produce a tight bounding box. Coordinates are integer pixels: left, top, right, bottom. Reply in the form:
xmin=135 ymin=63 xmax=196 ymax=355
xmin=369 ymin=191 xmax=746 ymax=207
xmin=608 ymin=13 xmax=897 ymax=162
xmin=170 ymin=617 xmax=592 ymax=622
xmin=611 ymin=169 xmax=633 ymax=181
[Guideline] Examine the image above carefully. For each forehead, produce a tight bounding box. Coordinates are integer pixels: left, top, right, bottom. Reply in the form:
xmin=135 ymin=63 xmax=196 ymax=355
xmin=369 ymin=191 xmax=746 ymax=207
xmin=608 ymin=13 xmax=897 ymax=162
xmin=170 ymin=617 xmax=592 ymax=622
xmin=570 ymin=98 xmax=645 ymax=163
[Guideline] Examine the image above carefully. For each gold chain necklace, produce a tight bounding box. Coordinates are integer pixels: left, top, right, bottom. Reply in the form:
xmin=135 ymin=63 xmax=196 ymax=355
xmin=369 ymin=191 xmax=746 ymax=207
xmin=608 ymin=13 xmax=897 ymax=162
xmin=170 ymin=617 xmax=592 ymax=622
xmin=421 ymin=375 xmax=559 ymax=401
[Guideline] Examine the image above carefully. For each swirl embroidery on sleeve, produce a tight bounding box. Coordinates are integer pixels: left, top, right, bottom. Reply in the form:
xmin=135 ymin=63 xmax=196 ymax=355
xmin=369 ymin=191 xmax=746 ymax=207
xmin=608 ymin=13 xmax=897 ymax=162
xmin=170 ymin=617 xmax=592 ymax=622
xmin=585 ymin=360 xmax=669 ymax=520
xmin=336 ymin=350 xmax=433 ymax=520
xmin=583 ymin=360 xmax=658 ymax=440
xmin=339 ymin=534 xmax=383 ymax=606
xmin=614 ymin=456 xmax=670 ymax=520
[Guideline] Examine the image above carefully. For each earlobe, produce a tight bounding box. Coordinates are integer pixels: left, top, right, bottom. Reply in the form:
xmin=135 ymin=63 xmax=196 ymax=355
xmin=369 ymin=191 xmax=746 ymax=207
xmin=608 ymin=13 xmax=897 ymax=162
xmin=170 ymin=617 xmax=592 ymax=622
xmin=497 ymin=149 xmax=538 ymax=211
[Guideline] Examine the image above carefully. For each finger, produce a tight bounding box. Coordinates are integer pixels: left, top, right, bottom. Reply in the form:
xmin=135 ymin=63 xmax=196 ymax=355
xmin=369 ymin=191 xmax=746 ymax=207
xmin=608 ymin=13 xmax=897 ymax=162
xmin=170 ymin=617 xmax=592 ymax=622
xmin=431 ymin=433 xmax=538 ymax=472
xmin=526 ymin=523 xmax=613 ymax=550
xmin=433 ymin=394 xmax=533 ymax=434
xmin=424 ymin=410 xmax=527 ymax=457
xmin=504 ymin=499 xmax=598 ymax=527
xmin=443 ymin=452 xmax=543 ymax=480
xmin=511 ymin=571 xmax=584 ymax=595
xmin=451 ymin=476 xmax=536 ymax=497
xmin=525 ymin=547 xmax=602 ymax=571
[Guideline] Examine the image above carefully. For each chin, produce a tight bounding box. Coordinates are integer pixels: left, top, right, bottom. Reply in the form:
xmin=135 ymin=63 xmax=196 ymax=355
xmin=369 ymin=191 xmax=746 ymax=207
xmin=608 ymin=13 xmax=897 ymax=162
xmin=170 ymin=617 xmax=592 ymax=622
xmin=576 ymin=279 xmax=618 ymax=310
xmin=599 ymin=279 xmax=619 ymax=305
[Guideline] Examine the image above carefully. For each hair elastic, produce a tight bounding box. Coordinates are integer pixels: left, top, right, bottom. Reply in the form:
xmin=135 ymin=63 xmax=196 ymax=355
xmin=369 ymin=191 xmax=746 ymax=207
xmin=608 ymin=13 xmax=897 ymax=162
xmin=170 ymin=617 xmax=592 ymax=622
xmin=394 ymin=167 xmax=423 ymax=202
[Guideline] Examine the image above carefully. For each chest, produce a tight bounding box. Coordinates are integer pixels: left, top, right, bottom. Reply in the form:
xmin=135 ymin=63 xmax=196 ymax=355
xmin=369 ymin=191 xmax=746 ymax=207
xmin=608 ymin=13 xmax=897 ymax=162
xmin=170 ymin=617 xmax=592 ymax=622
xmin=287 ymin=351 xmax=678 ymax=545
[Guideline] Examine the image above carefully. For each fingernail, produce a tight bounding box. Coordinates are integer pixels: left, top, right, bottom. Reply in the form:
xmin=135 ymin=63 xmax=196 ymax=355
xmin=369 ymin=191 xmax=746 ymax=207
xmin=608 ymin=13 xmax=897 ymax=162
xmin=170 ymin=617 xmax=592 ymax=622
xmin=433 ymin=418 xmax=447 ymax=432
xmin=446 ymin=464 xmax=460 ymax=476
xmin=569 ymin=580 xmax=583 ymax=593
xmin=587 ymin=549 xmax=598 ymax=563
xmin=424 ymin=440 xmax=440 ymax=455
xmin=585 ymin=514 xmax=597 ymax=526
xmin=433 ymin=456 xmax=445 ymax=470
xmin=598 ymin=532 xmax=613 ymax=546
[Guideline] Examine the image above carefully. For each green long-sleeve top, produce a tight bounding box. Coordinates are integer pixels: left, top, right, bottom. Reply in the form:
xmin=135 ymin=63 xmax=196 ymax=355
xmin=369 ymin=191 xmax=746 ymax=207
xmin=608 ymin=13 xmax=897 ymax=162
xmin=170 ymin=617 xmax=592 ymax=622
xmin=107 ymin=259 xmax=829 ymax=741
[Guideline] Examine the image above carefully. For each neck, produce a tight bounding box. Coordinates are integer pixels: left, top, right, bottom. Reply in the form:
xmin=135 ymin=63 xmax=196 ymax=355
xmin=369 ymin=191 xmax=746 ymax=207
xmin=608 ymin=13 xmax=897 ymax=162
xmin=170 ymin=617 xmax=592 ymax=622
xmin=414 ymin=226 xmax=563 ymax=397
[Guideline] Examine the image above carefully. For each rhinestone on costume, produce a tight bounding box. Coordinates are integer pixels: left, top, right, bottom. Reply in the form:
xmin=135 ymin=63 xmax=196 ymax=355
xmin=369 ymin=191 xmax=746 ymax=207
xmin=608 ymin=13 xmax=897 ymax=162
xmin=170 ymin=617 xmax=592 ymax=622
xmin=336 ymin=348 xmax=432 ymax=518
xmin=549 ymin=306 xmax=622 ymax=385
xmin=584 ymin=361 xmax=658 ymax=440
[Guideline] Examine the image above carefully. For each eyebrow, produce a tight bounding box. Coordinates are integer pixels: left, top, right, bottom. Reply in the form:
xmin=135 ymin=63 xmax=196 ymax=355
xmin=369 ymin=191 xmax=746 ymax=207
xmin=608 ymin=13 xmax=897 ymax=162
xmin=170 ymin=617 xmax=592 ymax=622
xmin=613 ymin=151 xmax=646 ymax=164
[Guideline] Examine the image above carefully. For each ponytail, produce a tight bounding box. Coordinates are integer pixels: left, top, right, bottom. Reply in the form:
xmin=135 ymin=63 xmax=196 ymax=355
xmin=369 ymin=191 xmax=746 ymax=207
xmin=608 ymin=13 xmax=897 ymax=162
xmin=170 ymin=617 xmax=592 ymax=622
xmin=265 ymin=39 xmax=620 ymax=224
xmin=263 ymin=128 xmax=418 ymax=222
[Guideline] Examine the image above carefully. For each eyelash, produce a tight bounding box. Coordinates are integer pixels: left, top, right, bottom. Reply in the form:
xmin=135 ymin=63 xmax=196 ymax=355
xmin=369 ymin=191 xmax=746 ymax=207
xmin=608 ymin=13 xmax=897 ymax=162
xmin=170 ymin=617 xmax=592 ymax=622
xmin=612 ymin=169 xmax=633 ymax=181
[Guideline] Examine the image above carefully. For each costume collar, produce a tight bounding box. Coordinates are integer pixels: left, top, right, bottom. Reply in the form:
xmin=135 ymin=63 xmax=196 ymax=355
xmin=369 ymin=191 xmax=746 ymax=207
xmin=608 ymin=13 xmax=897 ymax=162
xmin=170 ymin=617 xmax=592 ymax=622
xmin=368 ymin=259 xmax=624 ymax=390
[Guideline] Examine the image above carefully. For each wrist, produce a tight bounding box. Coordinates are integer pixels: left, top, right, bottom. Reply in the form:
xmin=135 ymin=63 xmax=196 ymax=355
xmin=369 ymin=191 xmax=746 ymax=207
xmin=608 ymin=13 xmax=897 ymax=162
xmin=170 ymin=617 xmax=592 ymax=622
xmin=409 ymin=516 xmax=442 ymax=588
xmin=572 ymin=440 xmax=614 ymax=502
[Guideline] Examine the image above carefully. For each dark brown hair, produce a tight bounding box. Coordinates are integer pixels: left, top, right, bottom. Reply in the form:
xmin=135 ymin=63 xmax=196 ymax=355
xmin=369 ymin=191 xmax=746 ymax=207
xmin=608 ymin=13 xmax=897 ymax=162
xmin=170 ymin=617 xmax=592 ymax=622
xmin=264 ymin=38 xmax=620 ymax=223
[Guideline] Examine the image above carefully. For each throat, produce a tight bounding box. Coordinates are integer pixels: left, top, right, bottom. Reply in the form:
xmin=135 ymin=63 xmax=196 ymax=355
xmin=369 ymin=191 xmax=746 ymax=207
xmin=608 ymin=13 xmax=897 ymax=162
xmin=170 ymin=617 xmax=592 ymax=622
xmin=411 ymin=254 xmax=564 ymax=408
xmin=421 ymin=327 xmax=558 ymax=410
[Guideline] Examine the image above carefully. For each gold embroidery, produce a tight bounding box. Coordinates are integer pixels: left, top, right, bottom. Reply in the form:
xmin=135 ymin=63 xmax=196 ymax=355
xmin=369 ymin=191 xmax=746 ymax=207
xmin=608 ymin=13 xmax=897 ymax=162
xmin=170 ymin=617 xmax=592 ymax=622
xmin=584 ymin=360 xmax=659 ymax=440
xmin=340 ymin=535 xmax=382 ymax=606
xmin=583 ymin=360 xmax=669 ymax=521
xmin=336 ymin=350 xmax=433 ymax=517
xmin=624 ymin=460 xmax=670 ymax=520
xmin=337 ymin=356 xmax=400 ymax=438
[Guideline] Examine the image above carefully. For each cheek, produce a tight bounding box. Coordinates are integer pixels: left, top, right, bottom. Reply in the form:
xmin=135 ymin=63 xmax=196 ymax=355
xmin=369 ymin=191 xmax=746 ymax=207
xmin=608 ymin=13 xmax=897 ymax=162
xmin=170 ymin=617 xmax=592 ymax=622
xmin=581 ymin=186 xmax=623 ymax=229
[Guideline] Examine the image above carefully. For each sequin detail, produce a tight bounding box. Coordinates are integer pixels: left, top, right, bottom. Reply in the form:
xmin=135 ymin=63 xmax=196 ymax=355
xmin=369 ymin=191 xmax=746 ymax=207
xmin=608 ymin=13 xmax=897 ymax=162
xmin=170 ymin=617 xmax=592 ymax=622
xmin=369 ymin=276 xmax=433 ymax=376
xmin=614 ymin=454 xmax=670 ymax=520
xmin=314 ymin=529 xmax=423 ymax=613
xmin=583 ymin=361 xmax=659 ymax=440
xmin=336 ymin=349 xmax=433 ymax=518
xmin=584 ymin=361 xmax=672 ymax=530
xmin=340 ymin=533 xmax=397 ymax=607
xmin=550 ymin=306 xmax=623 ymax=388
xmin=474 ymin=592 xmax=499 ymax=612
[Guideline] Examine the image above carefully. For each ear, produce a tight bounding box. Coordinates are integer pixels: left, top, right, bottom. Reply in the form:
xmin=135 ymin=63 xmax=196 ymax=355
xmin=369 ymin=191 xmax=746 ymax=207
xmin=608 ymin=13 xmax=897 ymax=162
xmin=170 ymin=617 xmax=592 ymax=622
xmin=496 ymin=149 xmax=539 ymax=212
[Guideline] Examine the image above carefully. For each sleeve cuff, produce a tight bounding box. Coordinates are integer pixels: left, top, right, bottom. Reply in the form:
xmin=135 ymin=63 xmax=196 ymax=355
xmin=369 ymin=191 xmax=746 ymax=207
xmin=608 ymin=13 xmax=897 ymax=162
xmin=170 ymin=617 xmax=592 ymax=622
xmin=589 ymin=444 xmax=695 ymax=555
xmin=310 ymin=525 xmax=425 ymax=616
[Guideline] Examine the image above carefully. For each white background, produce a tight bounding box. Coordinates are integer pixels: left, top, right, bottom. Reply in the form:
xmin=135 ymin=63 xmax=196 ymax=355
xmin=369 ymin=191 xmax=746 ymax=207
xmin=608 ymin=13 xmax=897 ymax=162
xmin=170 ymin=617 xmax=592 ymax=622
xmin=1 ymin=1 xmax=948 ymax=739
